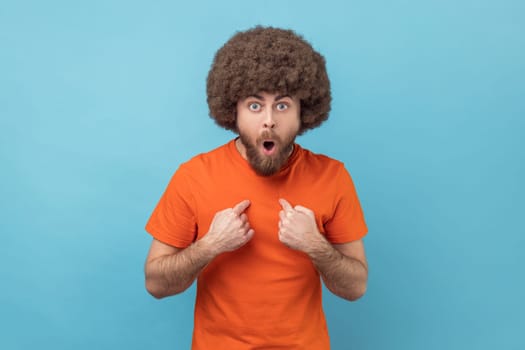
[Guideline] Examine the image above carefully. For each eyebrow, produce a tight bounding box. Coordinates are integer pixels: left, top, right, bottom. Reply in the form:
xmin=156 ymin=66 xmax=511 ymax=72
xmin=249 ymin=94 xmax=291 ymax=101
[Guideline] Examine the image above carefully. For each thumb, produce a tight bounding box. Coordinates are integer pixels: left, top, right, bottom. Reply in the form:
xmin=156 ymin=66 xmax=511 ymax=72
xmin=232 ymin=199 xmax=251 ymax=216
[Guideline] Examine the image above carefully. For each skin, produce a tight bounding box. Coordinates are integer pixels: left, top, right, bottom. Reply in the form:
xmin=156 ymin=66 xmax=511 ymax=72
xmin=145 ymin=92 xmax=368 ymax=301
xmin=278 ymin=198 xmax=368 ymax=301
xmin=235 ymin=91 xmax=300 ymax=176
xmin=145 ymin=200 xmax=253 ymax=298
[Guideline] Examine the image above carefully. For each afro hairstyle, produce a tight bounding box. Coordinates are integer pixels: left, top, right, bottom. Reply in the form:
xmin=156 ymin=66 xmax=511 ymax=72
xmin=206 ymin=26 xmax=331 ymax=135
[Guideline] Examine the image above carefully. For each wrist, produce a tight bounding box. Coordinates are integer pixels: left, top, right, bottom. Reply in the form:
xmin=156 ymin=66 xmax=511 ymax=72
xmin=305 ymin=233 xmax=332 ymax=260
xmin=196 ymin=234 xmax=220 ymax=260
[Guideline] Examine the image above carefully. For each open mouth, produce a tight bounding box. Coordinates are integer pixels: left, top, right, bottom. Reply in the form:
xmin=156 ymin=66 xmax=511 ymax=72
xmin=263 ymin=141 xmax=275 ymax=150
xmin=262 ymin=140 xmax=276 ymax=155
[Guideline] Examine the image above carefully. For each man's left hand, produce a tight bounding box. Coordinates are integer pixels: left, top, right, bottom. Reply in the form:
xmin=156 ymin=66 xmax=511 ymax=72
xmin=278 ymin=198 xmax=323 ymax=252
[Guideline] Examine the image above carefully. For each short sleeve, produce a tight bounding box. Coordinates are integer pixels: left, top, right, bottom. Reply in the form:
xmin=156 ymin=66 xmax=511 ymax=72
xmin=324 ymin=164 xmax=368 ymax=244
xmin=145 ymin=165 xmax=197 ymax=248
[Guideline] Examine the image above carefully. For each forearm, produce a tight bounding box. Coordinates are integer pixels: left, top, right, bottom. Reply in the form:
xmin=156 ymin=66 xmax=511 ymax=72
xmin=307 ymin=237 xmax=368 ymax=301
xmin=145 ymin=238 xmax=216 ymax=298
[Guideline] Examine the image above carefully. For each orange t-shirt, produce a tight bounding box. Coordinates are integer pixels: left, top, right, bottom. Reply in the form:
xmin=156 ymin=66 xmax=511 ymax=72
xmin=146 ymin=139 xmax=367 ymax=349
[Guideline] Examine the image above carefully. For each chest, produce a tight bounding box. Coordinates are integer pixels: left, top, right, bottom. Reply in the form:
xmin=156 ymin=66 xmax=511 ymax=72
xmin=190 ymin=170 xmax=336 ymax=238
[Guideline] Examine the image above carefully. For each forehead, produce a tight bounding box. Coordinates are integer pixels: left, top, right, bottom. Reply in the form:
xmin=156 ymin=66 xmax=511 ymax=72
xmin=242 ymin=91 xmax=297 ymax=101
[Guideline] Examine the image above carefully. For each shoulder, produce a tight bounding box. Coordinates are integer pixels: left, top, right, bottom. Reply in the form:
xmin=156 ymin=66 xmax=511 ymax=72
xmin=297 ymin=144 xmax=345 ymax=173
xmin=178 ymin=141 xmax=232 ymax=172
xmin=295 ymin=145 xmax=357 ymax=188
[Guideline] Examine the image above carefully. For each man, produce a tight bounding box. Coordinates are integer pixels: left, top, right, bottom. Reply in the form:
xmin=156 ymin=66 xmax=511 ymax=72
xmin=144 ymin=26 xmax=368 ymax=349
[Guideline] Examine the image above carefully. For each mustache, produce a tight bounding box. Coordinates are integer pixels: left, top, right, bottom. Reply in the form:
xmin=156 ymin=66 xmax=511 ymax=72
xmin=257 ymin=131 xmax=281 ymax=142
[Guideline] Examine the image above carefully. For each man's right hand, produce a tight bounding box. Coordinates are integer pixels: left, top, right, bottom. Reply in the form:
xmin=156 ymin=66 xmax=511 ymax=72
xmin=203 ymin=200 xmax=254 ymax=255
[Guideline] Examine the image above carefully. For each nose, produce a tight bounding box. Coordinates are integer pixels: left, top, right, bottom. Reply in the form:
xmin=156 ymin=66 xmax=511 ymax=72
xmin=263 ymin=109 xmax=276 ymax=129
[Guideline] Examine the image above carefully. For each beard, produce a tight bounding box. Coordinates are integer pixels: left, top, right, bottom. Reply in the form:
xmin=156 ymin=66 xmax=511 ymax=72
xmin=238 ymin=130 xmax=296 ymax=176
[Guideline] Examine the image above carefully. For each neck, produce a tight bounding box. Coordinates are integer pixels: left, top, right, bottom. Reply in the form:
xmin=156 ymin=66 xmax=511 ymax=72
xmin=235 ymin=137 xmax=248 ymax=160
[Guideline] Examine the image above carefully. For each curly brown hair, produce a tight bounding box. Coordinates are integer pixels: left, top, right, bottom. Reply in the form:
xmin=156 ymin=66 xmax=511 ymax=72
xmin=206 ymin=26 xmax=331 ymax=135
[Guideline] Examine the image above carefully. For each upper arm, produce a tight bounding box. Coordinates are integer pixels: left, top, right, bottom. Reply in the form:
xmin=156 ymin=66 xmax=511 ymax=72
xmin=333 ymin=239 xmax=368 ymax=271
xmin=145 ymin=238 xmax=183 ymax=265
xmin=144 ymin=238 xmax=187 ymax=298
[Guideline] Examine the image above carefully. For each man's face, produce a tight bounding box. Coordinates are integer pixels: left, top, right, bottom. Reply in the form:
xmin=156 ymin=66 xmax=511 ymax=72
xmin=236 ymin=92 xmax=301 ymax=176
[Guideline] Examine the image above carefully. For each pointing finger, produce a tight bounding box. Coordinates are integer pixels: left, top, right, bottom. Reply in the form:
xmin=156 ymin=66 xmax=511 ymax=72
xmin=278 ymin=198 xmax=293 ymax=212
xmin=232 ymin=200 xmax=251 ymax=216
xmin=279 ymin=210 xmax=291 ymax=222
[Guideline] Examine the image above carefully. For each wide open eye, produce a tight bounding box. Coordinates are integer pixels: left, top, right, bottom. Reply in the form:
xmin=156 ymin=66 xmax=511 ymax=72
xmin=249 ymin=102 xmax=261 ymax=111
xmin=276 ymin=103 xmax=288 ymax=111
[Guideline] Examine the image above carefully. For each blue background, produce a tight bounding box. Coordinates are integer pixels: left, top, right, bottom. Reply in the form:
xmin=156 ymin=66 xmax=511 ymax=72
xmin=1 ymin=0 xmax=523 ymax=349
